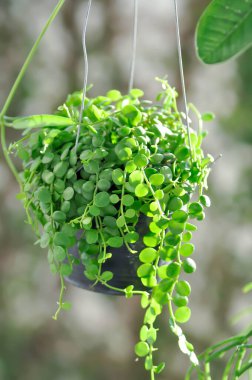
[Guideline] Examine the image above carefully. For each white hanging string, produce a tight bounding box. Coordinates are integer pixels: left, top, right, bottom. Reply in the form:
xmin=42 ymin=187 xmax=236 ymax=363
xmin=128 ymin=0 xmax=139 ymax=93
xmin=173 ymin=0 xmax=192 ymax=159
xmin=75 ymin=0 xmax=92 ymax=151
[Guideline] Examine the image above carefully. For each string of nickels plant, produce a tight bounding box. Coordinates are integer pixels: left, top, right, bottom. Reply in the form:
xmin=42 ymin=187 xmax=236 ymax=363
xmin=128 ymin=0 xmax=139 ymax=92
xmin=75 ymin=0 xmax=92 ymax=151
xmin=173 ymin=0 xmax=193 ymax=161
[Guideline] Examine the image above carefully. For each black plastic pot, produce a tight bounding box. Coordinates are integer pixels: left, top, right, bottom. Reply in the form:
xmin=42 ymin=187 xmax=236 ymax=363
xmin=65 ymin=216 xmax=150 ymax=295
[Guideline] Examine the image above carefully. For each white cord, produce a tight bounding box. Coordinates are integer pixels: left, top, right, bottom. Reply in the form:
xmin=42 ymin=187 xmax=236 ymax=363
xmin=128 ymin=0 xmax=139 ymax=93
xmin=173 ymin=0 xmax=192 ymax=159
xmin=75 ymin=0 xmax=92 ymax=151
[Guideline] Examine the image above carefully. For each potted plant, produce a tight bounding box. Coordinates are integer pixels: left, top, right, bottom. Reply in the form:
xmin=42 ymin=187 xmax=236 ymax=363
xmin=0 ymin=1 xmax=214 ymax=378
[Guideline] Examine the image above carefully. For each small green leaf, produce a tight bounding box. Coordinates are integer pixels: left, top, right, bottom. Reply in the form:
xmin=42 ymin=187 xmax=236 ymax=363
xmin=135 ymin=184 xmax=149 ymax=198
xmin=135 ymin=342 xmax=150 ymax=357
xmin=175 ymin=306 xmax=191 ymax=324
xmin=200 ymin=195 xmax=211 ymax=207
xmin=141 ymin=293 xmax=150 ymax=308
xmin=129 ymin=170 xmax=144 ymax=185
xmin=112 ymin=168 xmax=124 ymax=185
xmin=137 ymin=263 xmax=155 ymax=278
xmin=134 ymin=154 xmax=148 ymax=168
xmin=94 ymin=192 xmax=110 ymax=208
xmin=37 ymin=187 xmax=51 ymax=203
xmin=100 ymin=271 xmax=114 ymax=282
xmin=110 ymin=194 xmax=120 ymax=204
xmin=54 ymin=246 xmax=67 ymax=261
xmin=172 ymin=210 xmax=188 ymax=223
xmin=139 ymin=248 xmax=158 ymax=263
xmin=182 ymin=258 xmax=197 ymax=274
xmin=63 ymin=187 xmax=74 ymax=201
xmin=107 ymin=236 xmax=123 ymax=248
xmin=149 ymin=173 xmax=165 ymax=186
xmin=122 ymin=105 xmax=142 ymax=126
xmin=176 ymin=281 xmax=191 ymax=297
xmin=53 ymin=211 xmax=66 ymax=223
xmin=166 ymin=262 xmax=181 ymax=279
xmin=86 ymin=229 xmax=99 ymax=244
xmin=107 ymin=89 xmax=121 ymax=101
xmin=53 ymin=161 xmax=69 ymax=178
xmin=122 ymin=194 xmax=134 ymax=206
xmin=167 ymin=197 xmax=183 ymax=211
xmin=179 ymin=243 xmax=195 ymax=257
xmin=60 ymin=263 xmax=72 ymax=276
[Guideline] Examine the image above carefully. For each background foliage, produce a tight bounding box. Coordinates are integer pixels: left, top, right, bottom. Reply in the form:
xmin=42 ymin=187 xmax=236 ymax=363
xmin=0 ymin=0 xmax=251 ymax=379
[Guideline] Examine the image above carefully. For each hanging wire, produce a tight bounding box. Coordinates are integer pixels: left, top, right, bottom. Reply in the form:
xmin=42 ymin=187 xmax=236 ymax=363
xmin=173 ymin=0 xmax=193 ymax=159
xmin=128 ymin=0 xmax=139 ymax=93
xmin=75 ymin=0 xmax=93 ymax=151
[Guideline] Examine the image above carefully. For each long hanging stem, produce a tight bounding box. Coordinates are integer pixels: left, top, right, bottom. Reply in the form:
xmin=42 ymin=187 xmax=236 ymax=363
xmin=0 ymin=0 xmax=66 ymax=186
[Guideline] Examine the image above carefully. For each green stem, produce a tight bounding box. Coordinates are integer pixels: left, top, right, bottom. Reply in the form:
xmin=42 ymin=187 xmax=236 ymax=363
xmin=0 ymin=0 xmax=66 ymax=184
xmin=52 ymin=274 xmax=66 ymax=320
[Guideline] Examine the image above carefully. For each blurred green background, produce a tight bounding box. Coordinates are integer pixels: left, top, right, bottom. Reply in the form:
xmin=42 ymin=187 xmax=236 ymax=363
xmin=0 ymin=1 xmax=251 ymax=379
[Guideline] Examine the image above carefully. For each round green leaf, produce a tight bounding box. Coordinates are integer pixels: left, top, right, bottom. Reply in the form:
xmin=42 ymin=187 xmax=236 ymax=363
xmin=63 ymin=187 xmax=74 ymax=201
xmin=37 ymin=187 xmax=51 ymax=203
xmin=94 ymin=192 xmax=110 ymax=208
xmin=200 ymin=195 xmax=211 ymax=207
xmin=188 ymin=202 xmax=203 ymax=216
xmin=176 ymin=280 xmax=191 ymax=296
xmin=175 ymin=306 xmax=191 ymax=324
xmin=182 ymin=258 xmax=197 ymax=274
xmin=86 ymin=229 xmax=99 ymax=244
xmin=42 ymin=170 xmax=54 ymax=185
xmin=134 ymin=154 xmax=148 ymax=168
xmin=149 ymin=173 xmax=165 ymax=186
xmin=135 ymin=342 xmax=150 ymax=357
xmin=53 ymin=161 xmax=69 ymax=178
xmin=122 ymin=194 xmax=134 ymax=206
xmin=173 ymin=295 xmax=189 ymax=307
xmin=53 ymin=211 xmax=66 ymax=223
xmin=139 ymin=248 xmax=158 ymax=263
xmin=166 ymin=262 xmax=181 ymax=279
xmin=172 ymin=210 xmax=188 ymax=223
xmin=54 ymin=246 xmax=67 ymax=262
xmin=143 ymin=233 xmax=159 ymax=248
xmin=83 ymin=161 xmax=99 ymax=174
xmin=60 ymin=263 xmax=72 ymax=277
xmin=129 ymin=170 xmax=144 ymax=185
xmin=110 ymin=194 xmax=120 ymax=204
xmin=100 ymin=271 xmax=114 ymax=282
xmin=179 ymin=243 xmax=195 ymax=257
xmin=167 ymin=197 xmax=183 ymax=211
xmin=112 ymin=168 xmax=124 ymax=185
xmin=137 ymin=263 xmax=155 ymax=278
xmin=97 ymin=179 xmax=111 ymax=191
xmin=107 ymin=236 xmax=123 ymax=248
xmin=168 ymin=220 xmax=185 ymax=235
xmin=89 ymin=205 xmax=100 ymax=216
xmin=122 ymin=104 xmax=142 ymax=126
xmin=135 ymin=184 xmax=149 ymax=198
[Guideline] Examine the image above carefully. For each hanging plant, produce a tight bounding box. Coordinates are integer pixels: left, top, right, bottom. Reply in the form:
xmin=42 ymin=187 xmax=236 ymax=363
xmin=5 ymin=78 xmax=213 ymax=377
xmin=0 ymin=0 xmax=215 ymax=378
